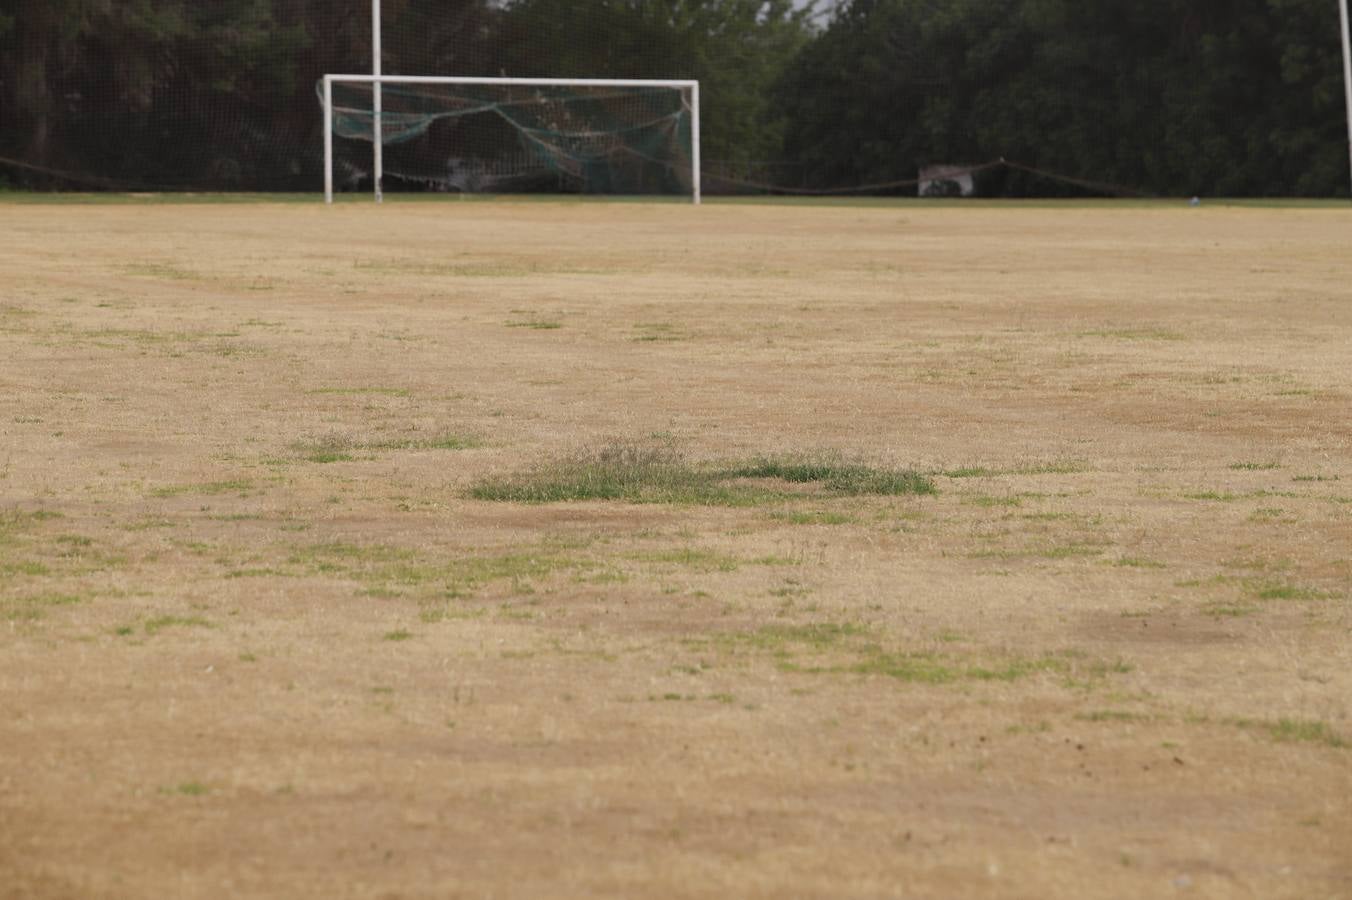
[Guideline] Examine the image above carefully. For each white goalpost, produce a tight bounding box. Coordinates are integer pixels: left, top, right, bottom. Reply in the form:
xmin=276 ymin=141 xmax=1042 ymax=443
xmin=321 ymin=74 xmax=701 ymax=204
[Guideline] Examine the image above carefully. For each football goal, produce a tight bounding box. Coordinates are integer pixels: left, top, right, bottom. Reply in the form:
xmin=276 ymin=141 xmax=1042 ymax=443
xmin=320 ymin=75 xmax=701 ymax=204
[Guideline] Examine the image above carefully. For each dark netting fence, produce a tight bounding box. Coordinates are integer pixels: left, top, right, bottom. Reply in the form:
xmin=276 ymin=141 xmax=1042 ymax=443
xmin=1 ymin=0 xmax=1349 ymax=197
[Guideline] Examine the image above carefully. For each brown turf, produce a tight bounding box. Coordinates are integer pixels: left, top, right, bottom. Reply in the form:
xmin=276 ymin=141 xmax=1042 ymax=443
xmin=1 ymin=199 xmax=1350 ymax=898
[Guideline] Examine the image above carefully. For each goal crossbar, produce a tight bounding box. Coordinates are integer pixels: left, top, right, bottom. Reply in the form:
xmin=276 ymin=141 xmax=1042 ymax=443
xmin=321 ymin=74 xmax=701 ymax=204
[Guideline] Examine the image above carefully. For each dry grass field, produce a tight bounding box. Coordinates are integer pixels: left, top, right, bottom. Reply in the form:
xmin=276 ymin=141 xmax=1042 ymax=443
xmin=1 ymin=197 xmax=1350 ymax=898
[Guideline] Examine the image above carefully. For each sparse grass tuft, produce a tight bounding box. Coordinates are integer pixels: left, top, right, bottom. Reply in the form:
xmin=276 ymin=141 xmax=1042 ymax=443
xmin=165 ymin=782 xmax=209 ymax=796
xmin=1227 ymin=716 xmax=1347 ymax=748
xmin=368 ymin=434 xmax=481 ymax=451
xmin=1183 ymin=491 xmax=1238 ymax=502
xmin=470 ymin=444 xmax=933 ymax=505
xmin=1113 ymin=557 xmax=1166 ymax=569
xmin=728 ymin=458 xmax=935 ymax=497
xmin=306 ymin=386 xmax=410 ymax=397
xmin=1076 ymin=709 xmax=1150 ymax=723
xmin=1250 ymin=581 xmax=1333 ymax=601
xmin=629 ymin=547 xmax=741 ymax=572
xmin=293 ymin=431 xmax=481 ymax=462
xmin=151 ymin=480 xmax=252 ymax=498
xmin=709 ymin=623 xmax=1101 ymax=689
xmin=1265 ymin=718 xmax=1346 ymax=748
xmin=144 ymin=615 xmax=211 ymax=635
xmin=470 ymin=444 xmax=725 ymax=504
xmin=943 ymin=466 xmax=997 ymax=478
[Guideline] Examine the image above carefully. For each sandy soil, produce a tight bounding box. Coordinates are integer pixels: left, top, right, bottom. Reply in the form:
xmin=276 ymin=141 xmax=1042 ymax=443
xmin=1 ymin=198 xmax=1350 ymax=898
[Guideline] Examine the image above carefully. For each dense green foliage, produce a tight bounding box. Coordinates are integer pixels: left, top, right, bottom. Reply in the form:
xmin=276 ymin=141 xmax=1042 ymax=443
xmin=781 ymin=0 xmax=1350 ymax=195
xmin=0 ymin=0 xmax=1347 ymax=194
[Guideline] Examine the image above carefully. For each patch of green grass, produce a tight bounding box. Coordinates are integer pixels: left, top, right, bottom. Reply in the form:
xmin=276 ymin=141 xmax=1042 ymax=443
xmin=19 ymin=593 xmax=83 ymax=607
xmin=305 ymin=451 xmax=354 ymax=464
xmin=967 ymin=656 xmax=1070 ymax=681
xmin=1249 ymin=580 xmax=1333 ymax=601
xmin=467 ymin=444 xmax=729 ymax=504
xmin=506 ymin=319 xmax=563 ymax=330
xmin=294 ymin=432 xmax=481 ymax=461
xmin=470 ymin=445 xmax=934 ymax=506
xmin=713 ymin=623 xmax=1100 ymax=688
xmin=368 ymin=434 xmax=481 ymax=451
xmin=1075 ymin=709 xmax=1150 ymax=723
xmin=845 ymin=651 xmax=961 ymax=683
xmin=1005 ymin=721 xmax=1052 ymax=735
xmin=125 ymin=517 xmax=176 ymax=530
xmin=1078 ymin=328 xmax=1184 ymax=341
xmin=223 ymin=568 xmax=289 ymax=579
xmin=1 ymin=561 xmax=50 ymax=576
xmin=734 ymin=623 xmax=870 ymax=655
xmin=1226 ymin=717 xmax=1347 ymax=748
xmin=1229 ymin=461 xmax=1280 ymax=471
xmin=575 ymin=568 xmax=629 ymax=585
xmin=124 ymin=262 xmax=203 ymax=281
xmin=942 ymin=466 xmax=997 ymax=478
xmin=305 ymin=387 xmax=410 ymax=397
xmin=1113 ymin=557 xmax=1166 ymax=569
xmin=144 ymin=615 xmax=211 ymax=635
xmin=1201 ymin=602 xmax=1258 ymax=618
xmin=1183 ymin=491 xmax=1238 ymax=502
xmin=151 ymin=480 xmax=253 ymax=498
xmin=288 ymin=543 xmax=414 ymax=566
xmin=291 ymin=434 xmax=358 ymax=463
xmin=729 ymin=458 xmax=935 ymax=497
xmin=632 ymin=322 xmax=687 ymax=342
xmin=628 ymin=547 xmax=741 ymax=572
xmin=1013 ymin=460 xmax=1087 ymax=475
xmin=383 ymin=629 xmax=414 ymax=642
xmin=969 ymin=543 xmax=1105 ymax=561
xmin=288 ymin=540 xmax=589 ymax=598
xmin=356 ymin=258 xmax=581 ymax=278
xmin=1292 ymin=474 xmax=1338 ymax=483
xmin=164 ymin=781 xmax=209 ymax=796
xmin=2 ymin=593 xmax=84 ymax=621
xmin=1265 ymin=719 xmax=1345 ymax=747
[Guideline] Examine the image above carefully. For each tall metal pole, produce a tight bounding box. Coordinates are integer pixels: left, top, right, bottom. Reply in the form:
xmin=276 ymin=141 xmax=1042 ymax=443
xmin=373 ymin=0 xmax=383 ymax=204
xmin=323 ymin=76 xmax=334 ymax=204
xmin=691 ymin=82 xmax=701 ymax=206
xmin=1340 ymin=0 xmax=1352 ymax=196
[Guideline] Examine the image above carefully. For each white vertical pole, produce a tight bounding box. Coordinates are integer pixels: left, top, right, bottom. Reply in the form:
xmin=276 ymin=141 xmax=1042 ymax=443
xmin=373 ymin=0 xmax=383 ymax=204
xmin=323 ymin=75 xmax=334 ymax=204
xmin=691 ymin=81 xmax=701 ymax=206
xmin=1340 ymin=0 xmax=1352 ymax=196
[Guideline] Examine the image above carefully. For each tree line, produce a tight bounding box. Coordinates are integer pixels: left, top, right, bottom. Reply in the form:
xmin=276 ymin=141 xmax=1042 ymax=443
xmin=1 ymin=0 xmax=1347 ymax=195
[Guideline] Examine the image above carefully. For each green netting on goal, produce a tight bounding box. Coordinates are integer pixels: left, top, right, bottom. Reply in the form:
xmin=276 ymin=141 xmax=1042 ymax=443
xmin=325 ymin=80 xmax=694 ymax=195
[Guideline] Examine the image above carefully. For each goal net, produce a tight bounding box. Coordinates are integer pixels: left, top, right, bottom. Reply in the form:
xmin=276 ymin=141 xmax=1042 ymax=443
xmin=320 ymin=76 xmax=700 ymax=203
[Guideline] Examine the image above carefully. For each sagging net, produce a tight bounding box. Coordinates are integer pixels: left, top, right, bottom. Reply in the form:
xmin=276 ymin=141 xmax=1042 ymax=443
xmin=326 ymin=81 xmax=694 ymax=195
